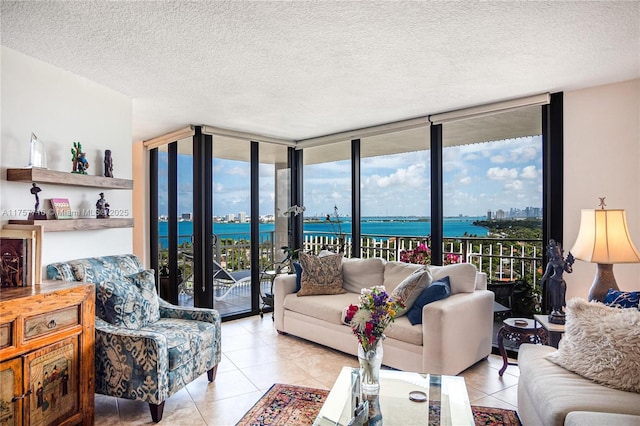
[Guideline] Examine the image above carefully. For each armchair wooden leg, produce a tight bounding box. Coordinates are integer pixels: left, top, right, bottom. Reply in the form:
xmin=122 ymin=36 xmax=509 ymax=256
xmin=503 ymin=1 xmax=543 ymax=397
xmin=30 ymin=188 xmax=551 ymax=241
xmin=207 ymin=365 xmax=218 ymax=382
xmin=149 ymin=401 xmax=165 ymax=423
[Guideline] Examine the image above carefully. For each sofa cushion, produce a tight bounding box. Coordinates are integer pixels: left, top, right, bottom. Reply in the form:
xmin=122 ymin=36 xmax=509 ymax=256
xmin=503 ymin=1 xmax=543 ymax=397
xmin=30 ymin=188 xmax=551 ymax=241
xmin=284 ymin=292 xmax=359 ymax=325
xmin=430 ymin=263 xmax=476 ymax=294
xmin=384 ymin=316 xmax=423 ymax=346
xmin=603 ymin=289 xmax=640 ymax=309
xmin=297 ymin=252 xmax=346 ymax=296
xmin=519 ymin=344 xmax=640 ymax=426
xmin=546 ymin=297 xmax=640 ymax=393
xmin=342 ymin=257 xmax=386 ymax=293
xmin=383 ymin=261 xmax=424 ymax=291
xmin=406 ymin=276 xmax=451 ymax=325
xmin=390 ymin=267 xmax=432 ymax=317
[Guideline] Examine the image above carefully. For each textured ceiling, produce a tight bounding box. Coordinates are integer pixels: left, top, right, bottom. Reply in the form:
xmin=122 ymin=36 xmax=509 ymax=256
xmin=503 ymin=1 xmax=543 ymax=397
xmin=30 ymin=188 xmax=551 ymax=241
xmin=1 ymin=1 xmax=639 ymax=142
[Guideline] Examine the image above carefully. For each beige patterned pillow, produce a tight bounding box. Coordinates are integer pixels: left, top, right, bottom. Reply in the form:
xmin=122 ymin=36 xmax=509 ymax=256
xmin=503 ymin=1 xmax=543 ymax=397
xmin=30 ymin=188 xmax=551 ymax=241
xmin=390 ymin=266 xmax=432 ymax=316
xmin=297 ymin=252 xmax=346 ymax=296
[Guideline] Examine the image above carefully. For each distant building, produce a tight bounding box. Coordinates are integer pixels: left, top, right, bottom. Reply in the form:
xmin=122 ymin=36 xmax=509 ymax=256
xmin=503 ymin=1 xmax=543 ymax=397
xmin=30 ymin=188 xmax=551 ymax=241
xmin=495 ymin=209 xmax=506 ymax=220
xmin=487 ymin=210 xmax=492 ymax=220
xmin=181 ymin=212 xmax=192 ymax=221
xmin=238 ymin=211 xmax=247 ymax=222
xmin=226 ymin=213 xmax=235 ymax=222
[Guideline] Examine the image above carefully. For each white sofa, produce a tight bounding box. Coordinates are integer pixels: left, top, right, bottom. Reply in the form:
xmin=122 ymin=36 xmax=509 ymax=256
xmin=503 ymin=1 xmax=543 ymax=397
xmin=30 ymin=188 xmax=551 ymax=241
xmin=517 ymin=344 xmax=640 ymax=425
xmin=274 ymin=258 xmax=494 ymax=375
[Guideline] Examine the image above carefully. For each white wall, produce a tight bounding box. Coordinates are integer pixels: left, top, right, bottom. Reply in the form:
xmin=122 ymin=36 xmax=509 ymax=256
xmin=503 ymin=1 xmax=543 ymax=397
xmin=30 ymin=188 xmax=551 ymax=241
xmin=1 ymin=47 xmax=133 ymax=271
xmin=564 ymin=79 xmax=640 ymax=298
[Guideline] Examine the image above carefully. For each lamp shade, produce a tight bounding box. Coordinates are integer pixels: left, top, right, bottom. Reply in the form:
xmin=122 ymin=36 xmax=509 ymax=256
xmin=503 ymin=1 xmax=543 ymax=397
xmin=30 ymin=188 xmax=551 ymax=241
xmin=571 ymin=209 xmax=640 ymax=264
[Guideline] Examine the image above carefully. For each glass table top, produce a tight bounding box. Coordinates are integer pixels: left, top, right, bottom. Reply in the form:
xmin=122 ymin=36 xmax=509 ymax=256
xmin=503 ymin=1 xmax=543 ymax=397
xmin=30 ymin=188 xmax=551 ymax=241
xmin=314 ymin=367 xmax=474 ymax=426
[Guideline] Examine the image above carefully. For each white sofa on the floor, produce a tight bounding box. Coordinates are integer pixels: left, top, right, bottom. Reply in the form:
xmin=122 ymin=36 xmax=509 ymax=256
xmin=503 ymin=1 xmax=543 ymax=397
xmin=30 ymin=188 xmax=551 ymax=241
xmin=517 ymin=344 xmax=640 ymax=425
xmin=274 ymin=258 xmax=494 ymax=375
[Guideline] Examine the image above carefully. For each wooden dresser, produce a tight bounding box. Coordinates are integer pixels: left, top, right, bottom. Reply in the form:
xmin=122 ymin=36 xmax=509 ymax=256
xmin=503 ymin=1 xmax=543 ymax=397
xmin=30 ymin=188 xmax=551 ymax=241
xmin=0 ymin=281 xmax=95 ymax=425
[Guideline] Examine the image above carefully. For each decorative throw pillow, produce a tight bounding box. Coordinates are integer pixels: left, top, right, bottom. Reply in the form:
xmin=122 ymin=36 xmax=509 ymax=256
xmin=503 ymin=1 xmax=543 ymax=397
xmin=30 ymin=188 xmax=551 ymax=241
xmin=390 ymin=266 xmax=432 ymax=317
xmin=603 ymin=289 xmax=640 ymax=309
xmin=293 ymin=262 xmax=303 ymax=293
xmin=297 ymin=252 xmax=346 ymax=296
xmin=96 ymin=269 xmax=160 ymax=329
xmin=546 ymin=297 xmax=640 ymax=393
xmin=125 ymin=269 xmax=161 ymax=323
xmin=96 ymin=279 xmax=146 ymax=329
xmin=406 ymin=276 xmax=451 ymax=326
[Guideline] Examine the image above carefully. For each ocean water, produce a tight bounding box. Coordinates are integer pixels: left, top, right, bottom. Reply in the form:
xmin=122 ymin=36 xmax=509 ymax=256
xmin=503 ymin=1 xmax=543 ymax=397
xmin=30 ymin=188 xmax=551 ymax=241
xmin=158 ymin=217 xmax=488 ymax=248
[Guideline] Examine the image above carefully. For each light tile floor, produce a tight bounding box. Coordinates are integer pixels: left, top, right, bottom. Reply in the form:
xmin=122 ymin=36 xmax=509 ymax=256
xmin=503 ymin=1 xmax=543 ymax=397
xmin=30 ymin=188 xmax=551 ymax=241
xmin=95 ymin=315 xmax=520 ymax=425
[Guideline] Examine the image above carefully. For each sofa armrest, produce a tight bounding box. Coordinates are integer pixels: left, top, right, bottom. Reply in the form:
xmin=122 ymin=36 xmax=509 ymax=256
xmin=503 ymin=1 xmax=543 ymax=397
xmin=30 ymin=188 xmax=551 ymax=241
xmin=274 ymin=274 xmax=297 ymax=331
xmin=94 ymin=318 xmax=170 ymax=404
xmin=421 ymin=289 xmax=494 ymax=374
xmin=158 ymin=298 xmax=221 ymax=325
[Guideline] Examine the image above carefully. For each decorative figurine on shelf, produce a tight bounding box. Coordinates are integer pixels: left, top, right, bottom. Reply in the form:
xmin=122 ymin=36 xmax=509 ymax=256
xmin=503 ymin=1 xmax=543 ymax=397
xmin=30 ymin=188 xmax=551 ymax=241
xmin=28 ymin=182 xmax=47 ymax=220
xmin=71 ymin=142 xmax=89 ymax=174
xmin=540 ymin=239 xmax=575 ymax=325
xmin=96 ymin=192 xmax=110 ymax=219
xmin=104 ymin=149 xmax=114 ymax=178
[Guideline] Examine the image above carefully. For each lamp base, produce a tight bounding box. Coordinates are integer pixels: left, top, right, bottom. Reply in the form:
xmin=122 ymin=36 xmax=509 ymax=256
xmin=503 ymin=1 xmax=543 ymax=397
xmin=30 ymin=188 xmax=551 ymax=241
xmin=588 ymin=263 xmax=618 ymax=302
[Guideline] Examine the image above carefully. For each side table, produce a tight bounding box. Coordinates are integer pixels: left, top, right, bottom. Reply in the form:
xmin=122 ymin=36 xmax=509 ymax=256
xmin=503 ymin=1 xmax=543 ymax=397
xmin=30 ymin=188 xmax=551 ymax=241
xmin=534 ymin=314 xmax=565 ymax=348
xmin=497 ymin=318 xmax=546 ymax=376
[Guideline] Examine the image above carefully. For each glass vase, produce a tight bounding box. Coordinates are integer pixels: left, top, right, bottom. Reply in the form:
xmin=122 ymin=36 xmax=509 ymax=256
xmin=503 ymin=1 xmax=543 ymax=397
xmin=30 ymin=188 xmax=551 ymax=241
xmin=358 ymin=340 xmax=383 ymax=395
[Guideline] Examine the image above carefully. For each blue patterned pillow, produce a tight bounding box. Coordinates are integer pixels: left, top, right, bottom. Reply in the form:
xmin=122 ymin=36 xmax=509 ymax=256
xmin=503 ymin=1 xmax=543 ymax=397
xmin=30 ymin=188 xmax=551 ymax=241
xmin=293 ymin=262 xmax=303 ymax=292
xmin=603 ymin=289 xmax=640 ymax=309
xmin=96 ymin=279 xmax=145 ymax=329
xmin=96 ymin=269 xmax=160 ymax=329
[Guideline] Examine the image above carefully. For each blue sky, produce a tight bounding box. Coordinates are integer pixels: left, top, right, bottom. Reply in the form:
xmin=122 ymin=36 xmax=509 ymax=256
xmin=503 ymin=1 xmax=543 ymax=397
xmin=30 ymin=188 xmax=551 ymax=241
xmin=158 ymin=135 xmax=542 ymax=218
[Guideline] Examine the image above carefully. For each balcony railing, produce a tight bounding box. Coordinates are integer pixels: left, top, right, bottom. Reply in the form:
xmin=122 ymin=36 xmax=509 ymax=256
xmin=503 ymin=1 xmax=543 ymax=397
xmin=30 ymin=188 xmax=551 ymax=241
xmin=160 ymin=231 xmax=543 ymax=290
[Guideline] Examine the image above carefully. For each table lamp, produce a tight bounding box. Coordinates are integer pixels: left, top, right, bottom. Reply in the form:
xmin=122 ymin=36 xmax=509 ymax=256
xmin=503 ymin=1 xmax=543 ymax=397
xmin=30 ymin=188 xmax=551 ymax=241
xmin=570 ymin=205 xmax=640 ymax=302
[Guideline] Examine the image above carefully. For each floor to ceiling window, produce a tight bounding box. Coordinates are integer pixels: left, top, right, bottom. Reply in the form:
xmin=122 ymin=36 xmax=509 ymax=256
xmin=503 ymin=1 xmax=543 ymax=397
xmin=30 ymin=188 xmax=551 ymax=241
xmin=360 ymin=126 xmax=430 ymax=260
xmin=302 ymin=140 xmax=352 ymax=255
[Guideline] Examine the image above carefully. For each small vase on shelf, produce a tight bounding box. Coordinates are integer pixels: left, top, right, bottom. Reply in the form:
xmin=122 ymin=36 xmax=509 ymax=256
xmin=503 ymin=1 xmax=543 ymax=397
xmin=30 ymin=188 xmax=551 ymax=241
xmin=358 ymin=340 xmax=383 ymax=395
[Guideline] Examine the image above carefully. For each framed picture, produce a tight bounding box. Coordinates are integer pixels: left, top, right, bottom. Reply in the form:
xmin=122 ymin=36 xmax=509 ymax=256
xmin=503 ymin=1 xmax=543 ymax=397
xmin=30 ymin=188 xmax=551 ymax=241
xmin=0 ymin=227 xmax=41 ymax=286
xmin=24 ymin=338 xmax=79 ymax=426
xmin=49 ymin=198 xmax=72 ymax=220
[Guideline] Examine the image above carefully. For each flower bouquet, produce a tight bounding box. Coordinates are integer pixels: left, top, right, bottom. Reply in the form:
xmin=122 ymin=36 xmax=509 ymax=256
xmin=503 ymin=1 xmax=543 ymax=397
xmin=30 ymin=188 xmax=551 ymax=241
xmin=344 ymin=286 xmax=404 ymax=393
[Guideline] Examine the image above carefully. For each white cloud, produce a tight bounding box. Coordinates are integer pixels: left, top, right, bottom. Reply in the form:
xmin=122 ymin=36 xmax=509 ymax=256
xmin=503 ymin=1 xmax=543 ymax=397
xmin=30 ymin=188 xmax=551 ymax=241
xmin=505 ymin=180 xmax=523 ymax=190
xmin=460 ymin=176 xmax=472 ymax=185
xmin=487 ymin=167 xmax=518 ymax=180
xmin=520 ymin=165 xmax=538 ymax=179
xmin=490 ymin=155 xmax=507 ymax=163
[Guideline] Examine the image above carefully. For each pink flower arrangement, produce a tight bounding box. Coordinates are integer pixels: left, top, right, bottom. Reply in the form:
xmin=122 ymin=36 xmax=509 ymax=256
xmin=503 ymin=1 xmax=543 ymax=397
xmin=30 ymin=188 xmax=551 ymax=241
xmin=400 ymin=243 xmax=431 ymax=265
xmin=344 ymin=286 xmax=405 ymax=352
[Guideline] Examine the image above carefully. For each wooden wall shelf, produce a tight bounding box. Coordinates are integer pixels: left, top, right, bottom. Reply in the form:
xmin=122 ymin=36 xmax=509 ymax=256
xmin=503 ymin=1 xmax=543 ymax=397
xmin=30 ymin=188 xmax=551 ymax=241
xmin=8 ymin=218 xmax=134 ymax=232
xmin=7 ymin=168 xmax=133 ymax=189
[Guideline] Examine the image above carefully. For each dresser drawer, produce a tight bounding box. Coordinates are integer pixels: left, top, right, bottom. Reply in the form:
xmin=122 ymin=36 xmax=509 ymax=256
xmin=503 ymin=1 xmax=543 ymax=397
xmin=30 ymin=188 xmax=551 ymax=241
xmin=23 ymin=306 xmax=80 ymax=340
xmin=0 ymin=322 xmax=12 ymax=349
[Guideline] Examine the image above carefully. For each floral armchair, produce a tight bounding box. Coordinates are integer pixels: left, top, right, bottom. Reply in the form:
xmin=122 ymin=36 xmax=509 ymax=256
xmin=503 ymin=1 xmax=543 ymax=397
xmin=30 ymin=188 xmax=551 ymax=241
xmin=47 ymin=254 xmax=221 ymax=422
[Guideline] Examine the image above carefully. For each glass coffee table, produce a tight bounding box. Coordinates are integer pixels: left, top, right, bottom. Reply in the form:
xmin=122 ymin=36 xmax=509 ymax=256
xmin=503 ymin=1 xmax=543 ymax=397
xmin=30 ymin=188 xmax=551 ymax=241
xmin=314 ymin=366 xmax=474 ymax=426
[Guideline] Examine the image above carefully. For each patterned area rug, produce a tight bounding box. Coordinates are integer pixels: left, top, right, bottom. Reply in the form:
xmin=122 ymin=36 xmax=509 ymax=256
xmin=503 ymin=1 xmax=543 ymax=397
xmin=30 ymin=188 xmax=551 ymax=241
xmin=236 ymin=383 xmax=522 ymax=426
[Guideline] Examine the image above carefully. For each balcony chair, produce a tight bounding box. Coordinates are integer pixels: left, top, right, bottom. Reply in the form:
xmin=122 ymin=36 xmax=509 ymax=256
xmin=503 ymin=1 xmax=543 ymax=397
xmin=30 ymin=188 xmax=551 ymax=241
xmin=211 ymin=259 xmax=252 ymax=301
xmin=46 ymin=254 xmax=221 ymax=423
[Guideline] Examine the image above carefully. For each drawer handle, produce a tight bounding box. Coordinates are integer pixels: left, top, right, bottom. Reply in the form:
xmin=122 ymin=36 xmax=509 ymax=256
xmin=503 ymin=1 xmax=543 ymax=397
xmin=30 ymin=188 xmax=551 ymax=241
xmin=47 ymin=319 xmax=57 ymax=329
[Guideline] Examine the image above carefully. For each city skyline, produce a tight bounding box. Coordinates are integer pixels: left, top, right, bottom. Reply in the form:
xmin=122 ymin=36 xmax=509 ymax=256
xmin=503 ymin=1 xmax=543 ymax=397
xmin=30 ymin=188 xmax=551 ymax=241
xmin=157 ymin=135 xmax=542 ymax=218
